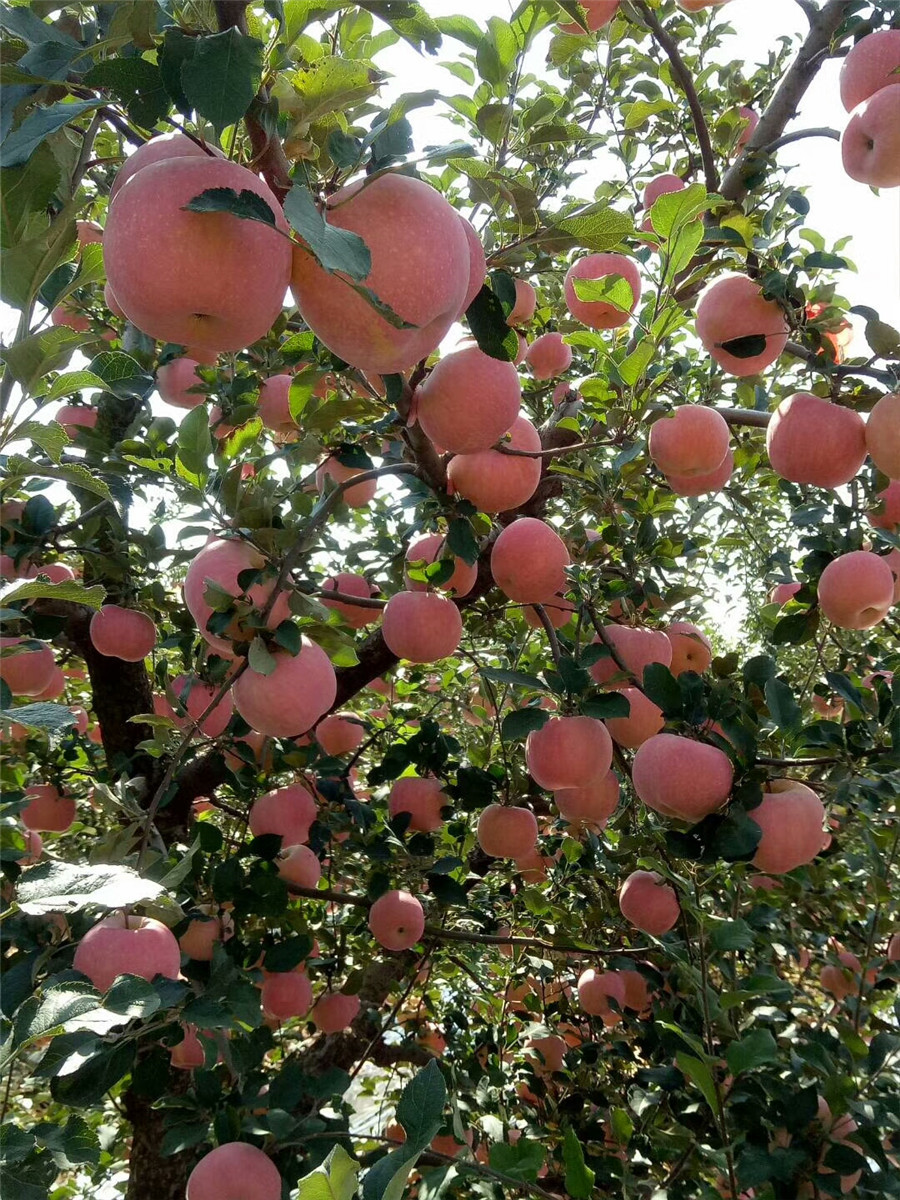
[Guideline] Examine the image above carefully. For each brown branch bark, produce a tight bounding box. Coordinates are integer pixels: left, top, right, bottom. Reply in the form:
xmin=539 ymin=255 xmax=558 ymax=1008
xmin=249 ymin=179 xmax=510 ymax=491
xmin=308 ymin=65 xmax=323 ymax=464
xmin=719 ymin=0 xmax=848 ymax=204
xmin=634 ymin=0 xmax=719 ymax=194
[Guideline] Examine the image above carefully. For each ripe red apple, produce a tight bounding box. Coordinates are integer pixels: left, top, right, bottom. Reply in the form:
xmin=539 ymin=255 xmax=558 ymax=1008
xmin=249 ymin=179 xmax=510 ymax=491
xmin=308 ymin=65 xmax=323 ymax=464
xmin=381 ymin=591 xmax=463 ymax=663
xmin=179 ymin=908 xmax=230 ymax=962
xmin=104 ymin=157 xmax=292 ymax=357
xmin=564 ymin=252 xmax=641 ymax=329
xmin=649 ymin=407 xmax=731 ymax=478
xmin=249 ymin=783 xmax=318 ymax=846
xmin=183 ymin=537 xmax=291 ymax=657
xmin=316 ymin=455 xmax=378 ymax=509
xmin=447 ymin=415 xmax=543 ymax=513
xmin=735 ymin=106 xmax=759 ymax=150
xmin=526 ymin=715 xmax=613 ymax=790
xmin=73 ymin=913 xmax=181 ymax=992
xmin=589 ymin=624 xmax=673 ymax=687
xmin=55 ymin=405 xmax=98 ymax=436
xmin=769 ymin=581 xmax=801 ymax=606
xmin=476 ymin=804 xmax=539 ymax=858
xmin=315 ymin=712 xmax=364 ymax=756
xmin=170 ymin=1023 xmax=206 ymax=1071
xmin=841 ymin=86 xmax=900 ymax=188
xmin=232 ymin=639 xmax=336 ymax=738
xmin=388 ymin=776 xmax=447 ymax=833
xmin=291 ymin=173 xmax=469 ymax=374
xmin=491 ymin=518 xmax=570 ymax=602
xmin=555 ymin=770 xmax=620 ymax=827
xmin=506 ymin=278 xmax=536 ymax=326
xmin=110 ymin=131 xmax=225 ymax=201
xmin=321 ymin=572 xmax=378 ymax=629
xmin=156 ymin=675 xmax=233 ymax=739
xmin=748 ymin=780 xmax=826 ymax=874
xmin=458 ymin=215 xmax=486 ymax=313
xmin=817 ymin=550 xmax=895 ymax=629
xmin=604 ymin=687 xmax=665 ymax=748
xmin=577 ymin=969 xmax=626 ymax=1022
xmin=89 ymin=604 xmax=156 ymax=662
xmin=619 ymin=870 xmax=681 ymax=935
xmin=255 ymin=374 xmax=298 ymax=437
xmin=51 ymin=304 xmax=90 ymax=332
xmin=865 ymin=391 xmax=900 ymax=478
xmin=840 ymin=29 xmax=900 ymax=111
xmin=368 ymin=889 xmax=425 ymax=951
xmin=156 ymin=357 xmax=205 ymax=409
xmin=312 ymin=991 xmax=361 ymax=1033
xmin=414 ymin=345 xmax=521 ymax=454
xmin=869 ymin=480 xmax=900 ymax=531
xmin=525 ymin=332 xmax=573 ymax=380
xmin=620 ymin=969 xmax=650 ymax=1011
xmin=665 ymin=621 xmax=712 ymax=675
xmin=0 ymin=637 xmax=57 ymax=696
xmin=261 ymin=964 xmax=313 ymax=1021
xmin=186 ymin=1142 xmax=281 ymax=1200
xmin=695 ymin=273 xmax=789 ymax=376
xmin=559 ymin=0 xmax=620 ymax=33
xmin=632 ymin=732 xmax=734 ymax=822
xmin=766 ymin=393 xmax=867 ymax=487
xmin=404 ymin=533 xmax=478 ymax=597
xmin=275 ymin=844 xmax=322 ymax=888
xmin=22 ymin=784 xmax=76 ymax=833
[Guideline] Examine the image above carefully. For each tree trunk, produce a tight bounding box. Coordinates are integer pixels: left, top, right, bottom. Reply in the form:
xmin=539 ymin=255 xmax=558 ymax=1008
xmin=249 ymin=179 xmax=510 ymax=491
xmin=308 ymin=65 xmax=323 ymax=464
xmin=123 ymin=1075 xmax=201 ymax=1200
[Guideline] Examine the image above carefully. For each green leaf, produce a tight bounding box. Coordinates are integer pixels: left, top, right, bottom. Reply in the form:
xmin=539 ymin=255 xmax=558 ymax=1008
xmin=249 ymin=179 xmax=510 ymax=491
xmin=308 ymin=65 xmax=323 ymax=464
xmin=1 ymin=579 xmax=105 ymax=608
xmin=675 ymin=1051 xmax=720 ymax=1113
xmin=362 ymin=1060 xmax=446 ymax=1200
xmin=824 ymin=670 xmax=864 ymax=713
xmin=10 ymin=982 xmax=102 ymax=1065
xmin=296 ymin=1144 xmax=360 ymax=1200
xmin=180 ymin=27 xmax=264 ymax=133
xmin=285 ymin=185 xmax=371 ymax=279
xmin=5 ymin=456 xmax=113 ymax=502
xmin=480 ymin=667 xmax=548 ymax=691
xmin=581 ymin=692 xmax=631 ymax=720
xmin=664 ymin=218 xmax=705 ymax=280
xmin=618 ymin=338 xmax=655 ymax=387
xmin=641 ymin=662 xmax=682 ymax=717
xmin=176 ymin=403 xmax=212 ymax=488
xmin=0 ymin=703 xmax=78 ymax=737
xmin=445 ymin=516 xmax=480 ymax=565
xmin=34 ymin=1116 xmax=99 ymax=1167
xmin=358 ymin=2 xmax=441 ymax=53
xmin=501 ymin=707 xmax=549 ymax=741
xmin=864 ymin=319 xmax=900 ymax=359
xmin=489 ymin=1138 xmax=545 ymax=1181
xmin=710 ymin=918 xmax=754 ymax=952
xmin=0 ymin=327 xmax=88 ymax=393
xmin=475 ymin=16 xmax=519 ymax=86
xmin=718 ymin=334 xmax=768 ymax=359
xmin=726 ymin=1028 xmax=779 ymax=1077
xmin=765 ymin=677 xmax=802 ymax=731
xmin=43 ymin=371 xmax=106 ymax=401
xmin=182 ymin=186 xmax=278 ymax=228
xmin=83 ymin=58 xmax=170 ymax=129
xmin=652 ymin=183 xmax=718 ymax=239
xmin=248 ymin=636 xmax=277 ymax=676
xmin=88 ymin=351 xmax=155 ymax=399
xmin=771 ymin=607 xmax=819 ymax=646
xmin=708 ymin=809 xmax=762 ymax=862
xmin=15 ymin=861 xmax=166 ymax=915
xmin=0 ymin=99 xmax=102 ymax=168
xmin=572 ymin=273 xmax=634 ymax=313
xmin=552 ymin=206 xmax=634 ymax=252
xmin=5 ymin=419 xmax=68 ymax=463
xmin=103 ymin=975 xmax=161 ymax=1021
xmin=562 ymin=1126 xmax=594 ymax=1199
xmin=465 ymin=283 xmax=520 ymax=361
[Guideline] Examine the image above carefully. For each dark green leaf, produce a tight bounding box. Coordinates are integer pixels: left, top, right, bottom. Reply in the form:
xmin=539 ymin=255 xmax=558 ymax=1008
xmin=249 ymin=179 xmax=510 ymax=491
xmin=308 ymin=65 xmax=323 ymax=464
xmin=285 ymin=185 xmax=371 ymax=279
xmin=718 ymin=334 xmax=768 ymax=359
xmin=445 ymin=517 xmax=480 ymax=565
xmin=710 ymin=918 xmax=754 ymax=952
xmin=581 ymin=693 xmax=631 ymax=720
xmin=708 ymin=809 xmax=762 ymax=862
xmin=180 ymin=27 xmax=264 ymax=132
xmin=765 ymin=677 xmax=802 ymax=731
xmin=480 ymin=667 xmax=547 ymax=691
xmin=675 ymin=1052 xmax=718 ymax=1112
xmin=248 ymin=636 xmax=277 ymax=676
xmin=501 ymin=707 xmax=549 ymax=742
xmin=88 ymin=351 xmax=155 ymax=399
xmin=182 ymin=186 xmax=277 ymax=227
xmin=490 ymin=1137 xmax=546 ymax=1181
xmin=16 ymin=861 xmax=165 ymax=915
xmin=0 ymin=703 xmax=78 ymax=737
xmin=641 ymin=662 xmax=682 ymax=717
xmin=83 ymin=58 xmax=170 ymax=129
xmin=465 ymin=283 xmax=521 ymax=362
xmin=1 ymin=100 xmax=102 ymax=168
xmin=726 ymin=1028 xmax=779 ymax=1076
xmin=562 ymin=1126 xmax=594 ymax=1198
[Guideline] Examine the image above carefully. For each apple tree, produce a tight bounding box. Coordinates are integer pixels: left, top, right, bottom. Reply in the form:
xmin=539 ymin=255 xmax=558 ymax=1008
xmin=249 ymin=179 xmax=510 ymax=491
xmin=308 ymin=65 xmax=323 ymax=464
xmin=1 ymin=2 xmax=899 ymax=1199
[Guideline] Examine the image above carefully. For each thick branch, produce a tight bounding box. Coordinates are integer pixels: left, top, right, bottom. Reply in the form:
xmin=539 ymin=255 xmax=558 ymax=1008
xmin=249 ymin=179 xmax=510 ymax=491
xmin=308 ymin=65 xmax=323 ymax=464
xmin=719 ymin=0 xmax=848 ymax=204
xmin=635 ymin=0 xmax=719 ymax=194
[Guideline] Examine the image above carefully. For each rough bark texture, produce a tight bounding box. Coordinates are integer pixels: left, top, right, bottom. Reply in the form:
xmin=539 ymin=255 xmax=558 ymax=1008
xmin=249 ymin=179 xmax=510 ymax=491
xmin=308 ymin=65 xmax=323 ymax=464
xmin=123 ymin=1074 xmax=203 ymax=1200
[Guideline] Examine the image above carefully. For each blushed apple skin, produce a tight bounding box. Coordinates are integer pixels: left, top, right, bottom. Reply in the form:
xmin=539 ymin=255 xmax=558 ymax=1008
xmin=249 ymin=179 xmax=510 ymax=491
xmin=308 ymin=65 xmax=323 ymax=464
xmin=841 ymin=86 xmax=900 ymax=189
xmin=817 ymin=551 xmax=895 ymax=629
xmin=186 ymin=1142 xmax=282 ymax=1200
xmin=290 ymin=173 xmax=469 ymax=374
xmin=695 ymin=273 xmax=789 ymax=376
xmin=839 ymin=29 xmax=900 ymax=112
xmin=73 ymin=913 xmax=181 ymax=992
xmin=104 ymin=157 xmax=291 ymax=357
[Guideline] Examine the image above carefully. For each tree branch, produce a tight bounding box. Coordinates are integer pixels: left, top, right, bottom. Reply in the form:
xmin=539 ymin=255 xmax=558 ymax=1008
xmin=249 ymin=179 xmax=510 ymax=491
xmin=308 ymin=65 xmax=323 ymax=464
xmin=759 ymin=126 xmax=840 ymax=154
xmin=719 ymin=0 xmax=848 ymax=204
xmin=634 ymin=0 xmax=719 ymax=194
